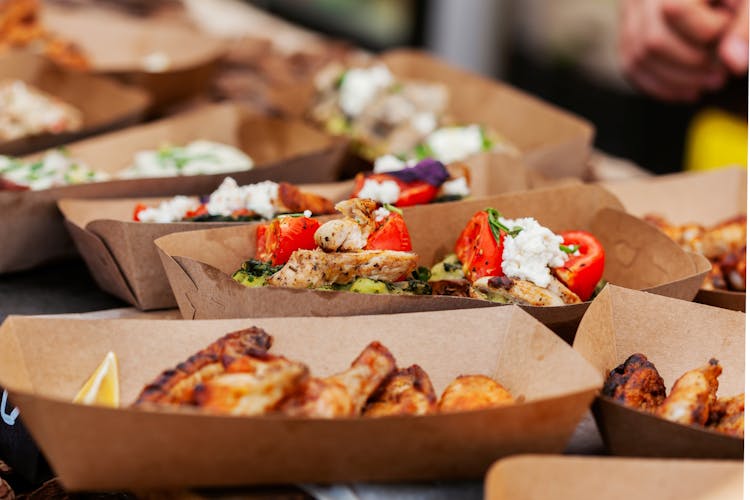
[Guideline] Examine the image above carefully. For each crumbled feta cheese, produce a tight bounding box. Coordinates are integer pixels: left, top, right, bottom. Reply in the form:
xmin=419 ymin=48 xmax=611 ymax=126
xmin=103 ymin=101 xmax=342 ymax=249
xmin=373 ymin=206 xmax=392 ymax=222
xmin=0 ymin=150 xmax=107 ymax=190
xmin=303 ymin=210 xmax=312 ymax=218
xmin=356 ymin=178 xmax=401 ymax=205
xmin=441 ymin=176 xmax=470 ymax=197
xmin=338 ymin=64 xmax=394 ymax=117
xmin=498 ymin=216 xmax=567 ymax=288
xmin=373 ymin=154 xmax=407 ymax=173
xmin=411 ymin=112 xmax=437 ymax=135
xmin=142 ymin=51 xmax=171 ymax=73
xmin=425 ymin=125 xmax=484 ymax=164
xmin=205 ymin=177 xmax=279 ymax=219
xmin=136 ymin=196 xmax=200 ymax=223
xmin=119 ymin=140 xmax=253 ymax=178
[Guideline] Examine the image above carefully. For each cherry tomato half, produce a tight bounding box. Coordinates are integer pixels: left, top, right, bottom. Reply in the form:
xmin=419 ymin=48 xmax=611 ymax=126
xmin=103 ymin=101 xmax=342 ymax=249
xmin=552 ymin=230 xmax=605 ymax=301
xmin=255 ymin=216 xmax=321 ymax=266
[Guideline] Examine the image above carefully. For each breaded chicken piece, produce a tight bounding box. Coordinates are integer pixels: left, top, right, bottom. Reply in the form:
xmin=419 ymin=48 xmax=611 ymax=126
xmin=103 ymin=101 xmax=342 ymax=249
xmin=133 ymin=327 xmax=272 ymax=406
xmin=469 ymin=275 xmax=581 ymax=306
xmin=363 ymin=365 xmax=437 ymax=417
xmin=315 ymin=198 xmax=379 ymax=252
xmin=720 ymin=246 xmax=746 ymax=291
xmin=602 ymin=353 xmax=667 ymax=412
xmin=708 ymin=393 xmax=744 ymax=438
xmin=656 ymin=359 xmax=722 ymax=426
xmin=278 ymin=342 xmax=397 ymax=418
xmin=438 ymin=375 xmax=514 ymax=412
xmin=192 ymin=354 xmax=308 ymax=416
xmin=701 ymin=216 xmax=747 ymax=259
xmin=266 ymin=248 xmax=417 ymax=288
xmin=277 ymin=182 xmax=336 ymax=215
xmin=703 ymin=260 xmax=728 ymax=291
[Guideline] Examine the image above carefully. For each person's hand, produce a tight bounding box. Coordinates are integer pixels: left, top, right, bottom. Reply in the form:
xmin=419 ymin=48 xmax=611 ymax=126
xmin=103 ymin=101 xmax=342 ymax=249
xmin=718 ymin=0 xmax=749 ymax=74
xmin=619 ymin=0 xmax=732 ymax=101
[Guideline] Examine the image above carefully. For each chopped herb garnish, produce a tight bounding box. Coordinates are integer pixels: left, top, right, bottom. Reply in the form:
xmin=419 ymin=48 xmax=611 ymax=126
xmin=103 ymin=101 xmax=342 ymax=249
xmin=413 ymin=142 xmax=435 ymax=160
xmin=383 ymin=203 xmax=403 ymax=215
xmin=560 ymin=244 xmax=580 ymax=254
xmin=335 ymin=71 xmax=347 ymax=89
xmin=411 ymin=266 xmax=431 ymax=282
xmin=480 ymin=127 xmax=493 ymax=151
xmin=485 ymin=207 xmax=523 ymax=243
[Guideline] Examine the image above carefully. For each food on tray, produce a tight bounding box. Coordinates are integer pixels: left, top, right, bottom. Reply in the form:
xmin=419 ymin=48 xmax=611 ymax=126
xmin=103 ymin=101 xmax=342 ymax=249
xmin=0 ymin=149 xmax=107 ymax=190
xmin=73 ymin=351 xmax=119 ymax=408
xmin=0 ymin=0 xmax=89 ymax=70
xmin=429 ymin=209 xmax=606 ymax=305
xmin=603 ymin=353 xmax=744 ymax=438
xmin=133 ymin=326 xmax=516 ymax=417
xmin=351 ymin=157 xmax=470 ymax=206
xmin=133 ymin=177 xmax=336 ymax=223
xmin=232 ymin=201 xmax=606 ymax=306
xmin=644 ymin=214 xmax=746 ymax=292
xmin=118 ymin=140 xmax=254 ymax=179
xmin=309 ymin=62 xmax=515 ymax=160
xmin=0 ymin=79 xmax=83 ymax=142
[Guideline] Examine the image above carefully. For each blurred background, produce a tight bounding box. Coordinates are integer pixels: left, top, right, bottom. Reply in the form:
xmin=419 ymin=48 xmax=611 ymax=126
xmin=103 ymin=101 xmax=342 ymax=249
xmin=245 ymin=0 xmax=748 ymax=175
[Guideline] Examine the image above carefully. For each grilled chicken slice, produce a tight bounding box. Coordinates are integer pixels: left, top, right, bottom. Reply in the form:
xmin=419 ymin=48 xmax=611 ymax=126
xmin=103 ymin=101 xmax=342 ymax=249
xmin=469 ymin=275 xmax=581 ymax=306
xmin=277 ymin=182 xmax=336 ymax=215
xmin=278 ymin=342 xmax=397 ymax=418
xmin=602 ymin=353 xmax=667 ymax=412
xmin=438 ymin=375 xmax=515 ymax=412
xmin=266 ymin=248 xmax=418 ymax=288
xmin=315 ymin=198 xmax=379 ymax=252
xmin=193 ymin=354 xmax=309 ymax=416
xmin=133 ymin=327 xmax=272 ymax=406
xmin=656 ymin=359 xmax=722 ymax=426
xmin=363 ymin=365 xmax=437 ymax=417
xmin=708 ymin=393 xmax=744 ymax=437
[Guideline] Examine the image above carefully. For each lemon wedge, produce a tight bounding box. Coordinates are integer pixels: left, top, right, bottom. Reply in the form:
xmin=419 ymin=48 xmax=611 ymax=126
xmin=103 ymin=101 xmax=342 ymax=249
xmin=73 ymin=351 xmax=119 ymax=408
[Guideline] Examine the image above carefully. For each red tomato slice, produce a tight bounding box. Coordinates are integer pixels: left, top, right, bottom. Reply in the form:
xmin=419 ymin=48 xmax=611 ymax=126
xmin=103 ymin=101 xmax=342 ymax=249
xmin=352 ymin=173 xmax=438 ymax=207
xmin=255 ymin=216 xmax=321 ymax=265
xmin=133 ymin=203 xmax=148 ymax=221
xmin=552 ymin=230 xmax=605 ymax=301
xmin=366 ymin=213 xmax=413 ymax=251
xmin=184 ymin=204 xmax=208 ymax=219
xmin=454 ymin=210 xmax=504 ymax=282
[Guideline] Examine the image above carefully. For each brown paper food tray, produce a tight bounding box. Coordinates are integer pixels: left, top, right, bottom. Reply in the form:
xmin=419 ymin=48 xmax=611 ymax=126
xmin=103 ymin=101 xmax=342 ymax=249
xmin=274 ymin=48 xmax=594 ymax=179
xmin=0 ymin=102 xmax=348 ymax=273
xmin=155 ymin=184 xmax=710 ymax=343
xmin=43 ymin=5 xmax=226 ymax=111
xmin=0 ymin=307 xmax=602 ymax=490
xmin=57 ymin=151 xmax=531 ymax=311
xmin=485 ymin=455 xmax=743 ymax=500
xmin=0 ymin=52 xmax=150 ymax=156
xmin=573 ymin=285 xmax=744 ymax=459
xmin=601 ymin=167 xmax=747 ymax=312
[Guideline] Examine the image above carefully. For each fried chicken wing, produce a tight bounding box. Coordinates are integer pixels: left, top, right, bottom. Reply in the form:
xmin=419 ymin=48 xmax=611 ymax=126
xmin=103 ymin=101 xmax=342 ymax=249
xmin=315 ymin=198 xmax=379 ymax=252
xmin=277 ymin=342 xmax=397 ymax=418
xmin=265 ymin=248 xmax=418 ymax=288
xmin=438 ymin=375 xmax=514 ymax=412
xmin=656 ymin=359 xmax=722 ymax=426
xmin=277 ymin=182 xmax=336 ymax=215
xmin=602 ymin=353 xmax=667 ymax=412
xmin=709 ymin=394 xmax=744 ymax=438
xmin=133 ymin=327 xmax=272 ymax=406
xmin=363 ymin=365 xmax=437 ymax=417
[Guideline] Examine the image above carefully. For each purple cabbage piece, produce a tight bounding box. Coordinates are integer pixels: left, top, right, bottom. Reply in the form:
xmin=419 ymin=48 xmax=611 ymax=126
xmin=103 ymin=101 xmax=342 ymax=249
xmin=388 ymin=158 xmax=449 ymax=187
xmin=199 ymin=194 xmax=210 ymax=204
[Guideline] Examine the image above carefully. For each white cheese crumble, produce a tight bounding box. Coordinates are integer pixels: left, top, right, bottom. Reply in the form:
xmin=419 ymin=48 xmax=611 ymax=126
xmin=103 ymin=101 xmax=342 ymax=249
xmin=136 ymin=196 xmax=200 ymax=223
xmin=303 ymin=210 xmax=312 ymax=218
xmin=373 ymin=206 xmax=392 ymax=223
xmin=411 ymin=112 xmax=438 ymax=136
xmin=356 ymin=178 xmax=401 ymax=205
xmin=373 ymin=154 xmax=407 ymax=173
xmin=425 ymin=124 xmax=485 ymax=164
xmin=338 ymin=64 xmax=394 ymax=117
xmin=119 ymin=140 xmax=253 ymax=178
xmin=441 ymin=176 xmax=470 ymax=197
xmin=0 ymin=150 xmax=108 ymax=190
xmin=205 ymin=177 xmax=280 ymax=219
xmin=142 ymin=51 xmax=171 ymax=73
xmin=498 ymin=216 xmax=567 ymax=288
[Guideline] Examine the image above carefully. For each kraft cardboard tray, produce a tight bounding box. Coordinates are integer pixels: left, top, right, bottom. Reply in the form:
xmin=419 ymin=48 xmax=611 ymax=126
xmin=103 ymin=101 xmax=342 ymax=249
xmin=0 ymin=102 xmax=348 ymax=274
xmin=601 ymin=167 xmax=747 ymax=312
xmin=273 ymin=48 xmax=594 ymax=179
xmin=43 ymin=4 xmax=226 ymax=111
xmin=155 ymin=184 xmax=710 ymax=343
xmin=0 ymin=52 xmax=150 ymax=156
xmin=0 ymin=306 xmax=602 ymax=490
xmin=58 ymin=151 xmax=531 ymax=311
xmin=574 ymin=285 xmax=744 ymax=459
xmin=485 ymin=455 xmax=743 ymax=500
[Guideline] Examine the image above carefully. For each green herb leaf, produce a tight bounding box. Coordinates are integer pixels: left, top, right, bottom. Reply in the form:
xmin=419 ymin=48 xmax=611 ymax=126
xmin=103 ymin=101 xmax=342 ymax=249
xmin=411 ymin=266 xmax=431 ymax=282
xmin=559 ymin=244 xmax=580 ymax=254
xmin=335 ymin=71 xmax=347 ymax=89
xmin=480 ymin=126 xmax=494 ymax=151
xmin=383 ymin=203 xmax=403 ymax=215
xmin=484 ymin=208 xmax=523 ymax=242
xmin=413 ymin=142 xmax=434 ymax=160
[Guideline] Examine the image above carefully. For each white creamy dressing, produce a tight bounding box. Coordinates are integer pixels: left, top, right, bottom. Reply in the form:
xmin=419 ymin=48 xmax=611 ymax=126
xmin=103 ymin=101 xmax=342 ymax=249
xmin=119 ymin=140 xmax=253 ymax=178
xmin=338 ymin=65 xmax=394 ymax=117
xmin=356 ymin=178 xmax=401 ymax=205
xmin=425 ymin=125 xmax=485 ymax=164
xmin=497 ymin=216 xmax=567 ymax=288
xmin=0 ymin=150 xmax=108 ymax=190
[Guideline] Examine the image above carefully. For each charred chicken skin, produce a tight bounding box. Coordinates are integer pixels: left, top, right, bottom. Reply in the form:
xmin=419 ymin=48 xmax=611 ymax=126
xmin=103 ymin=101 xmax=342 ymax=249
xmin=363 ymin=365 xmax=438 ymax=417
xmin=438 ymin=375 xmax=515 ymax=412
xmin=602 ymin=353 xmax=667 ymax=412
xmin=708 ymin=393 xmax=745 ymax=438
